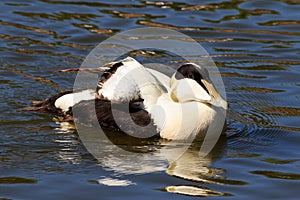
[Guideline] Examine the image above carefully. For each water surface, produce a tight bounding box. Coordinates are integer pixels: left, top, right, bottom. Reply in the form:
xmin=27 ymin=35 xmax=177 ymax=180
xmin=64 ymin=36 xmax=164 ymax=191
xmin=1 ymin=0 xmax=300 ymax=199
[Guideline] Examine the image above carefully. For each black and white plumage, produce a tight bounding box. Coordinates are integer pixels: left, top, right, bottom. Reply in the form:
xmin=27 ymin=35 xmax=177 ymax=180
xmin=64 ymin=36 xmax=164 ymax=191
xmin=27 ymin=57 xmax=227 ymax=140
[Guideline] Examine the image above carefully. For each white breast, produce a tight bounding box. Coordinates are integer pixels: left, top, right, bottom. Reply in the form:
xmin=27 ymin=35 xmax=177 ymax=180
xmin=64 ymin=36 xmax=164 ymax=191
xmin=148 ymin=94 xmax=216 ymax=141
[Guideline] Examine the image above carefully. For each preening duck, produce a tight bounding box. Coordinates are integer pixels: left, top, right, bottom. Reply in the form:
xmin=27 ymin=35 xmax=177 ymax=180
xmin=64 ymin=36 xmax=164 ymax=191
xmin=28 ymin=57 xmax=227 ymax=141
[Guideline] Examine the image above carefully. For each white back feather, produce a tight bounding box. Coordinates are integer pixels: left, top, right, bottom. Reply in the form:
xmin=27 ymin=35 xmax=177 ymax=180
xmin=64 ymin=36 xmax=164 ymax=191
xmin=55 ymin=89 xmax=95 ymax=112
xmin=99 ymin=57 xmax=142 ymax=102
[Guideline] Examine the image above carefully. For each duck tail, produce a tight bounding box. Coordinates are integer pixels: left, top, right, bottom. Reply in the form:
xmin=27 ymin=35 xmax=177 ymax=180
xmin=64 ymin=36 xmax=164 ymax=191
xmin=23 ymin=90 xmax=73 ymax=113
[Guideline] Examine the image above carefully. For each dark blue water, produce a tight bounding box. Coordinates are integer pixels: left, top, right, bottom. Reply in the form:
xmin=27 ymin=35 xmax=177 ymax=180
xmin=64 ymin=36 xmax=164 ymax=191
xmin=1 ymin=0 xmax=300 ymax=199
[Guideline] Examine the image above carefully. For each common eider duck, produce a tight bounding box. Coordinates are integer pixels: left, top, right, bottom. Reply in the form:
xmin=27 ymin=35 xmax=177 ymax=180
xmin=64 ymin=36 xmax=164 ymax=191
xmin=27 ymin=57 xmax=227 ymax=140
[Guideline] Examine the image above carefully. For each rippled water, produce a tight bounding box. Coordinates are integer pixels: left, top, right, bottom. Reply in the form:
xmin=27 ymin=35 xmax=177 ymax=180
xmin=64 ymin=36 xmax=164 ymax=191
xmin=1 ymin=0 xmax=300 ymax=199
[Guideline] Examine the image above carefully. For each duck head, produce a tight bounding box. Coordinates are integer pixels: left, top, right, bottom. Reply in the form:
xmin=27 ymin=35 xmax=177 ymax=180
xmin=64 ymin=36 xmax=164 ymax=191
xmin=170 ymin=63 xmax=227 ymax=109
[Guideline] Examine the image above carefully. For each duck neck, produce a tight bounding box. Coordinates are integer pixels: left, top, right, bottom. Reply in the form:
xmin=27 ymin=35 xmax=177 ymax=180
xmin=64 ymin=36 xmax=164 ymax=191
xmin=140 ymin=84 xmax=164 ymax=110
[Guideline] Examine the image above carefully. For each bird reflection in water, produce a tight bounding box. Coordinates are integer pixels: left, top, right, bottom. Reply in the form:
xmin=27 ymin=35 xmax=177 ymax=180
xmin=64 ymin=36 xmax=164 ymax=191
xmin=164 ymin=138 xmax=231 ymax=197
xmin=53 ymin=123 xmax=231 ymax=197
xmin=53 ymin=121 xmax=82 ymax=165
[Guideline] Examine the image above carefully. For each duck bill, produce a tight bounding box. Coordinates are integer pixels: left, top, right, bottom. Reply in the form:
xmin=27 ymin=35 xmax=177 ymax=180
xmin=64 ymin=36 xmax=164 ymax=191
xmin=201 ymin=79 xmax=228 ymax=109
xmin=201 ymin=79 xmax=220 ymax=99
